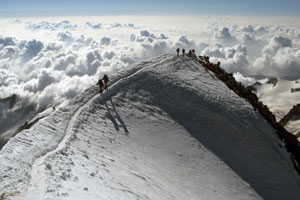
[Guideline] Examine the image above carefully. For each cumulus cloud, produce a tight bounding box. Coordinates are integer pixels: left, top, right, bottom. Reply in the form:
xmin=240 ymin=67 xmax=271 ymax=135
xmin=0 ymin=36 xmax=15 ymax=46
xmin=27 ymin=20 xmax=78 ymax=31
xmin=86 ymin=22 xmax=102 ymax=29
xmin=241 ymin=25 xmax=255 ymax=33
xmin=242 ymin=34 xmax=256 ymax=46
xmin=100 ymin=36 xmax=111 ymax=45
xmin=133 ymin=30 xmax=169 ymax=43
xmin=178 ymin=35 xmax=191 ymax=45
xmin=140 ymin=41 xmax=169 ymax=57
xmin=53 ymin=53 xmax=76 ymax=71
xmin=20 ymin=39 xmax=43 ymax=62
xmin=198 ymin=42 xmax=209 ymax=51
xmin=0 ymin=32 xmax=102 ymax=124
xmin=109 ymin=23 xmax=135 ymax=28
xmin=23 ymin=69 xmax=62 ymax=93
xmin=174 ymin=35 xmax=198 ymax=52
xmin=85 ymin=22 xmax=135 ymax=30
xmin=0 ymin=45 xmax=19 ymax=59
xmin=214 ymin=27 xmax=237 ymax=46
xmin=1 ymin=16 xmax=300 ymax=135
xmin=203 ymin=44 xmax=249 ymax=74
xmin=0 ymin=69 xmax=18 ymax=87
xmin=200 ymin=25 xmax=300 ymax=78
xmin=246 ymin=35 xmax=300 ymax=77
xmin=57 ymin=31 xmax=74 ymax=42
xmin=102 ymin=51 xmax=115 ymax=60
xmin=253 ymin=46 xmax=300 ymax=77
xmin=262 ymin=36 xmax=292 ymax=55
xmin=255 ymin=26 xmax=268 ymax=34
xmin=125 ymin=30 xmax=175 ymax=60
xmin=233 ymin=72 xmax=256 ymax=86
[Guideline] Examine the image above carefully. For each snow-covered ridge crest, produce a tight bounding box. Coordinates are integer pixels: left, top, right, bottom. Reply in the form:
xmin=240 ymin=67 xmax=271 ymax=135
xmin=1 ymin=54 xmax=300 ymax=200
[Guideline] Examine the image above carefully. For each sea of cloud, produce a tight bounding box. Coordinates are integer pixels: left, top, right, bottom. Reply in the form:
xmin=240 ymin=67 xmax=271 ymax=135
xmin=0 ymin=15 xmax=300 ymax=134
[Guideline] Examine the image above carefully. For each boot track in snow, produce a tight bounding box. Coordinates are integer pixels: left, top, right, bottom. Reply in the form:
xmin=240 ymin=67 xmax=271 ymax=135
xmin=21 ymin=55 xmax=173 ymax=197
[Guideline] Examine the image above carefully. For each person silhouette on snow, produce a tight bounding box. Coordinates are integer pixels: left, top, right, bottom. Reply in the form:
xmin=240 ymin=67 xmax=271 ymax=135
xmin=176 ymin=48 xmax=180 ymax=56
xmin=188 ymin=50 xmax=192 ymax=57
xmin=97 ymin=79 xmax=104 ymax=94
xmin=182 ymin=48 xmax=185 ymax=56
xmin=103 ymin=74 xmax=109 ymax=90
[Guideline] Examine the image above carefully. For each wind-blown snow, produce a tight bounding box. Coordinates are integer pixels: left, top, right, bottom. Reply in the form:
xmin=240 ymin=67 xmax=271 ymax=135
xmin=1 ymin=55 xmax=299 ymax=200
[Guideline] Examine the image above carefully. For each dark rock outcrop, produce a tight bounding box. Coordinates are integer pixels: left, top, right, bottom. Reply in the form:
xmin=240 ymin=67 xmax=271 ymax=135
xmin=280 ymin=104 xmax=300 ymax=126
xmin=266 ymin=78 xmax=278 ymax=87
xmin=247 ymin=82 xmax=262 ymax=92
xmin=0 ymin=94 xmax=18 ymax=109
xmin=291 ymin=88 xmax=300 ymax=93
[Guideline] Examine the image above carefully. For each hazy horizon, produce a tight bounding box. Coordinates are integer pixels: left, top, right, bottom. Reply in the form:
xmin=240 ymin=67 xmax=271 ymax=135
xmin=1 ymin=0 xmax=300 ymax=17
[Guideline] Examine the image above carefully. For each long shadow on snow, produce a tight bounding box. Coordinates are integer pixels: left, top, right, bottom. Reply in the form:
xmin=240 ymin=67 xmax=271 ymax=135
xmin=105 ymin=98 xmax=129 ymax=136
xmin=128 ymin=71 xmax=300 ymax=200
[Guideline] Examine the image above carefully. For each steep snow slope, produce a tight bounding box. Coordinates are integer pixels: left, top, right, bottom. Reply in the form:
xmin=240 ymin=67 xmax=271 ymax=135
xmin=256 ymin=79 xmax=300 ymax=137
xmin=1 ymin=55 xmax=300 ymax=200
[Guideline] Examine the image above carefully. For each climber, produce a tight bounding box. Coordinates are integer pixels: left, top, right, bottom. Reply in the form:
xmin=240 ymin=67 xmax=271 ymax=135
xmin=176 ymin=48 xmax=180 ymax=56
xmin=103 ymin=74 xmax=109 ymax=90
xmin=182 ymin=48 xmax=185 ymax=56
xmin=188 ymin=50 xmax=192 ymax=57
xmin=97 ymin=79 xmax=104 ymax=94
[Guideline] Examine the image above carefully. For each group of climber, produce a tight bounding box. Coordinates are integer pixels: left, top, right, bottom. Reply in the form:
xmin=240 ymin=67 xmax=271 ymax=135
xmin=97 ymin=48 xmax=198 ymax=93
xmin=97 ymin=74 xmax=109 ymax=94
xmin=176 ymin=48 xmax=195 ymax=57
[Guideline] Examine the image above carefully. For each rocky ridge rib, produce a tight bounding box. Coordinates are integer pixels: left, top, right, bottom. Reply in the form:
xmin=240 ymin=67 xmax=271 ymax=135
xmin=197 ymin=56 xmax=300 ymax=174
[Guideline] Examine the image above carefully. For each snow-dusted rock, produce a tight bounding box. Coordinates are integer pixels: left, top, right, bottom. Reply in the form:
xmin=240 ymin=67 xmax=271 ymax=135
xmin=256 ymin=78 xmax=300 ymax=138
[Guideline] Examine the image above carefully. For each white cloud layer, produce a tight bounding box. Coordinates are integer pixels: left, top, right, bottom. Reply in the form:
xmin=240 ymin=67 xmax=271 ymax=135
xmin=0 ymin=16 xmax=300 ymax=133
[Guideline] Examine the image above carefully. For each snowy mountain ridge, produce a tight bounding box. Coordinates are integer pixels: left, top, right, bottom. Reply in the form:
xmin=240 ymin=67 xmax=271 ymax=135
xmin=1 ymin=54 xmax=300 ymax=200
xmin=198 ymin=57 xmax=300 ymax=172
xmin=0 ymin=54 xmax=155 ymax=198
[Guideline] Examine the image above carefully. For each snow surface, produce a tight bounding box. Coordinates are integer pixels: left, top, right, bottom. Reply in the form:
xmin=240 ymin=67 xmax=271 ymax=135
xmin=1 ymin=54 xmax=300 ymax=200
xmin=256 ymin=79 xmax=300 ymax=136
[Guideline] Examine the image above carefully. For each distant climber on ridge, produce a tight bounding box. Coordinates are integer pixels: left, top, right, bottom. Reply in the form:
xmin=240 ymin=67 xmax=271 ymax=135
xmin=103 ymin=74 xmax=109 ymax=90
xmin=97 ymin=79 xmax=104 ymax=94
xmin=182 ymin=48 xmax=185 ymax=56
xmin=176 ymin=48 xmax=180 ymax=56
xmin=188 ymin=50 xmax=192 ymax=57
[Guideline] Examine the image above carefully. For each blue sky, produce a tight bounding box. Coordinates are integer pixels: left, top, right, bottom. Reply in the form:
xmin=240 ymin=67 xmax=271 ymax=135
xmin=0 ymin=0 xmax=300 ymax=16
